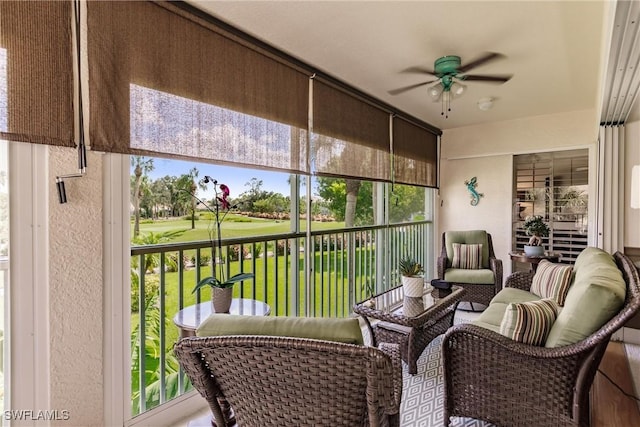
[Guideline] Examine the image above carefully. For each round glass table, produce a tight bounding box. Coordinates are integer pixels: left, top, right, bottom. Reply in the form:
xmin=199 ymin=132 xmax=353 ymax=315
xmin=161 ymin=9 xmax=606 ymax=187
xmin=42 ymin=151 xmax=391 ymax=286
xmin=173 ymin=298 xmax=271 ymax=338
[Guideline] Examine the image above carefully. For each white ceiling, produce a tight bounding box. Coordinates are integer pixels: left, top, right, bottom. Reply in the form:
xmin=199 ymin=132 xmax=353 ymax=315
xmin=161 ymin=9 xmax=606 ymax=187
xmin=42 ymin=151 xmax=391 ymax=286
xmin=188 ymin=1 xmax=611 ymax=131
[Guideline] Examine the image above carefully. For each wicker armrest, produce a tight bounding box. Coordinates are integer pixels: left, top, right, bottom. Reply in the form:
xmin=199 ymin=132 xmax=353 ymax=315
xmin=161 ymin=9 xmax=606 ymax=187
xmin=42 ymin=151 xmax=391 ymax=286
xmin=504 ymin=271 xmax=535 ymax=291
xmin=489 ymin=257 xmax=504 ymax=292
xmin=377 ymin=342 xmax=403 ymax=414
xmin=443 ymin=323 xmax=593 ymax=359
xmin=436 ymin=255 xmax=447 ymax=279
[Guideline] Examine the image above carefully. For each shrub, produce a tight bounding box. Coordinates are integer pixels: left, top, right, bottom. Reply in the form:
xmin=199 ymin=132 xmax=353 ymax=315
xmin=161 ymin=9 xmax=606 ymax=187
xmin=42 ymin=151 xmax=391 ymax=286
xmin=130 ymin=273 xmax=160 ymax=313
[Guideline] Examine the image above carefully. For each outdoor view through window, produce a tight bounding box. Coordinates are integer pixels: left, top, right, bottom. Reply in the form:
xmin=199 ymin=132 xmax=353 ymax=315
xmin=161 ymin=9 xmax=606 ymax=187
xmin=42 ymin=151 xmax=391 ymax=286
xmin=127 ymin=82 xmax=433 ymax=416
xmin=129 ymin=156 xmax=432 ymax=415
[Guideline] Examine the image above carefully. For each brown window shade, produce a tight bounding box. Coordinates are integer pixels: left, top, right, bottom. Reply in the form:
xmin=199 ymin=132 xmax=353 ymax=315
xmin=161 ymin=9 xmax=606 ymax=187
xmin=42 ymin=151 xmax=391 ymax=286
xmin=87 ymin=1 xmax=309 ymax=174
xmin=0 ymin=1 xmax=74 ymax=147
xmin=392 ymin=117 xmax=438 ymax=187
xmin=312 ymin=80 xmax=391 ymax=181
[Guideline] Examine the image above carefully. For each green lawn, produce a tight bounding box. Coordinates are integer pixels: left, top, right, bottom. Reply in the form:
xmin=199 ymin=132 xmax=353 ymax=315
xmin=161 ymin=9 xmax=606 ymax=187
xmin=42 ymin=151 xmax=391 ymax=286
xmin=131 ymin=215 xmax=368 ymax=362
xmin=134 ymin=214 xmax=345 ymax=243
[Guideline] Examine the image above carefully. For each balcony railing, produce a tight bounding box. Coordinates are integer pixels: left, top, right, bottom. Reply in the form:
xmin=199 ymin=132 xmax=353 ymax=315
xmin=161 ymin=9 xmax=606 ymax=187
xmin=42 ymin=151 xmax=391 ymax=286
xmin=130 ymin=220 xmax=431 ymax=416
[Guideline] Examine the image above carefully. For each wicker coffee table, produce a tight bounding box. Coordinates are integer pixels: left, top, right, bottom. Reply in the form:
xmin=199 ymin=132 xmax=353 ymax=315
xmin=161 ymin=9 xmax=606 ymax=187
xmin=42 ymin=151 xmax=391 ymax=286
xmin=354 ymin=284 xmax=465 ymax=374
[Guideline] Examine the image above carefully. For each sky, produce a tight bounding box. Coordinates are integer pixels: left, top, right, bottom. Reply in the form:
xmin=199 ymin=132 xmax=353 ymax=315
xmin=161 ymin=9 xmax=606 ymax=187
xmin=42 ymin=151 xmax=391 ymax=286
xmin=143 ymin=157 xmax=293 ymax=201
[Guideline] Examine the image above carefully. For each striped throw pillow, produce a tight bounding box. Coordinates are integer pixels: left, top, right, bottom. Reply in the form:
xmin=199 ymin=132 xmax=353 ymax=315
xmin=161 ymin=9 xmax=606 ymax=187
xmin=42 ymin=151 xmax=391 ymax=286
xmin=500 ymin=299 xmax=559 ymax=346
xmin=530 ymin=260 xmax=573 ymax=306
xmin=451 ymin=243 xmax=483 ymax=269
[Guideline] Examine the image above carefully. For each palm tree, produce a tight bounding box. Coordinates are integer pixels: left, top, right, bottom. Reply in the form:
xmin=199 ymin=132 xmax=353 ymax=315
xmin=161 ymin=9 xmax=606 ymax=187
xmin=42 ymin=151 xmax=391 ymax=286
xmin=131 ymin=156 xmax=154 ymax=237
xmin=187 ymin=167 xmax=207 ymax=229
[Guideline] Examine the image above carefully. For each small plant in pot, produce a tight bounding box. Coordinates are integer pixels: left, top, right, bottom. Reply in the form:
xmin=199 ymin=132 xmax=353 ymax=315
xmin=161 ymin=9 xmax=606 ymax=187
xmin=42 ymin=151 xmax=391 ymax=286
xmin=523 ymin=215 xmax=550 ymax=256
xmin=399 ymin=257 xmax=424 ymax=297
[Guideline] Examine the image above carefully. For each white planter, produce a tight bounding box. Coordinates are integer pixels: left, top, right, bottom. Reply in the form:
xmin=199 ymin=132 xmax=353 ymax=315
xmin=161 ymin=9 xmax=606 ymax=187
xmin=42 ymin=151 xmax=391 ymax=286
xmin=402 ymin=275 xmax=424 ymax=297
xmin=524 ymin=245 xmax=545 ymax=256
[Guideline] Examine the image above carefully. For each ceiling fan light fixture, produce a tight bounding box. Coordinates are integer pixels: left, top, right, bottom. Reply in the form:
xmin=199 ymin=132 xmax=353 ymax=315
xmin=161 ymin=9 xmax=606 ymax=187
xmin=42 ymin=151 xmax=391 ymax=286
xmin=427 ymin=83 xmax=443 ymax=101
xmin=450 ymin=81 xmax=467 ymax=98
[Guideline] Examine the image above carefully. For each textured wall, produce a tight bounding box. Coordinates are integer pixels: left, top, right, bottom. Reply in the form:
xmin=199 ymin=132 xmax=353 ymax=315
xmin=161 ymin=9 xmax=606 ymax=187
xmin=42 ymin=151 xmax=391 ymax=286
xmin=438 ymin=155 xmax=513 ymax=276
xmin=439 ymin=110 xmax=599 ymax=278
xmin=48 ymin=146 xmax=103 ymax=426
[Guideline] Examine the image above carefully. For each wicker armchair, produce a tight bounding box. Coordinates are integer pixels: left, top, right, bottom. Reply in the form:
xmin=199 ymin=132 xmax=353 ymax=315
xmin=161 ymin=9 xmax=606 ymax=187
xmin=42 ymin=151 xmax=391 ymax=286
xmin=437 ymin=230 xmax=503 ymax=308
xmin=174 ymin=335 xmax=403 ymax=427
xmin=442 ymin=251 xmax=640 ymax=427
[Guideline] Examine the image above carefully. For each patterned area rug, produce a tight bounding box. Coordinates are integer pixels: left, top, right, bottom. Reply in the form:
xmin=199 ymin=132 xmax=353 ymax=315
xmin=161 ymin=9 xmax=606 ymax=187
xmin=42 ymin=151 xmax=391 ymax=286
xmin=399 ymin=335 xmax=493 ymax=427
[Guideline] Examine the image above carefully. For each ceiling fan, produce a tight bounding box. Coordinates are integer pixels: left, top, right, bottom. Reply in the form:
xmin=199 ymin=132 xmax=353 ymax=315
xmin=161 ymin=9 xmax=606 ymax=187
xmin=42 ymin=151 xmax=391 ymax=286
xmin=388 ymin=52 xmax=512 ymax=118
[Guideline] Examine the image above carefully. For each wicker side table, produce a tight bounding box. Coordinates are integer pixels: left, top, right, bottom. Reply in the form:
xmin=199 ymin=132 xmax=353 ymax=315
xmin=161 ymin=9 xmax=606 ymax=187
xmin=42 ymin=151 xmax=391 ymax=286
xmin=354 ymin=285 xmax=465 ymax=374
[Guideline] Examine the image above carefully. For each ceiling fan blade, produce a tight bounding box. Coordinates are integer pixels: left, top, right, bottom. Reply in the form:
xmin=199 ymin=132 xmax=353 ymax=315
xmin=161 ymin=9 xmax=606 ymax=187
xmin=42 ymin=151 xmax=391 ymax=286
xmin=458 ymin=52 xmax=505 ymax=73
xmin=400 ymin=66 xmax=436 ymax=76
xmin=461 ymin=74 xmax=512 ymax=83
xmin=388 ymin=80 xmax=437 ymax=96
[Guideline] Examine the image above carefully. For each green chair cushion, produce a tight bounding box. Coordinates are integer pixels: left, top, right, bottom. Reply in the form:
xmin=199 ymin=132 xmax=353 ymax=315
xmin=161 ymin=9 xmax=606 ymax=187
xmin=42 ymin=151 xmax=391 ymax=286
xmin=444 ymin=268 xmax=496 ymax=284
xmin=196 ymin=314 xmax=365 ymax=345
xmin=445 ymin=230 xmax=490 ymax=268
xmin=475 ymin=288 xmax=543 ymax=333
xmin=474 ymin=301 xmax=511 ymax=331
xmin=490 ymin=288 xmax=542 ymax=305
xmin=545 ymin=248 xmax=626 ymax=348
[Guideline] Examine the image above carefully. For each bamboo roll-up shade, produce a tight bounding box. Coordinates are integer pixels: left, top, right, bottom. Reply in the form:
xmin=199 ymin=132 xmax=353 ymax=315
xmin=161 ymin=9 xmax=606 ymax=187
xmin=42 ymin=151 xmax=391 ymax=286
xmin=393 ymin=117 xmax=438 ymax=187
xmin=87 ymin=1 xmax=309 ymax=174
xmin=0 ymin=1 xmax=75 ymax=147
xmin=312 ymin=80 xmax=391 ymax=182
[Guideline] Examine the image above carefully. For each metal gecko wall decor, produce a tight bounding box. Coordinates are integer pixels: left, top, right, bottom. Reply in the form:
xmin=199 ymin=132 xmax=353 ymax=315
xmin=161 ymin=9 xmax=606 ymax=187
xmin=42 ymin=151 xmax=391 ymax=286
xmin=465 ymin=177 xmax=484 ymax=206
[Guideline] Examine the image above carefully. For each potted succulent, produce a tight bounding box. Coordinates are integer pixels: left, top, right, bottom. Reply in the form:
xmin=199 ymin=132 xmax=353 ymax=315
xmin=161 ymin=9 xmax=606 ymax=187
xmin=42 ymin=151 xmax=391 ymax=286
xmin=191 ymin=177 xmax=254 ymax=313
xmin=523 ymin=215 xmax=550 ymax=256
xmin=399 ymin=257 xmax=424 ymax=297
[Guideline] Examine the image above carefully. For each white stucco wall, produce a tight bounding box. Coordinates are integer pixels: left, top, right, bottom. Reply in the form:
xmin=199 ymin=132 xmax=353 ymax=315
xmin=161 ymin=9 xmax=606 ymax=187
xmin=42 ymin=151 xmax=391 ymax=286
xmin=439 ymin=109 xmax=598 ymax=277
xmin=48 ymin=146 xmax=104 ymax=426
xmin=625 ymin=99 xmax=640 ymax=248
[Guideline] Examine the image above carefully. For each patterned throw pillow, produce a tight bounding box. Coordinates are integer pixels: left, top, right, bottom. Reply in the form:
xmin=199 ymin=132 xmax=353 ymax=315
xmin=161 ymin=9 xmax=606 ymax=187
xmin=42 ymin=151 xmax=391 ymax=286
xmin=500 ymin=299 xmax=559 ymax=346
xmin=451 ymin=243 xmax=483 ymax=269
xmin=530 ymin=260 xmax=574 ymax=306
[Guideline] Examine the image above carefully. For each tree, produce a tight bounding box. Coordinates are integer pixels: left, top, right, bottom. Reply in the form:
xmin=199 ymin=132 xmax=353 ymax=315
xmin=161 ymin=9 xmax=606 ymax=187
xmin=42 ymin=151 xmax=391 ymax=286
xmin=316 ymin=177 xmax=372 ymax=226
xmin=389 ymin=184 xmax=425 ymax=223
xmin=131 ymin=156 xmax=154 ymax=237
xmin=186 ymin=167 xmax=207 ymax=229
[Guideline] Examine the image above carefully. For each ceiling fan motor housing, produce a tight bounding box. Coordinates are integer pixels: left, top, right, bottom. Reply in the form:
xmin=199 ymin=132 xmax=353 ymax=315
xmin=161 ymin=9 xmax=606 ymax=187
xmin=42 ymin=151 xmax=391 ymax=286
xmin=434 ymin=55 xmax=461 ymax=77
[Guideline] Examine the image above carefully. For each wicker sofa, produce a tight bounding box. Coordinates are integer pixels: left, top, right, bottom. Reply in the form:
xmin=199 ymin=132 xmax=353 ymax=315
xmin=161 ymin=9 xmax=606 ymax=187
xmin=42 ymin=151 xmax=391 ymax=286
xmin=442 ymin=248 xmax=640 ymax=427
xmin=174 ymin=315 xmax=403 ymax=427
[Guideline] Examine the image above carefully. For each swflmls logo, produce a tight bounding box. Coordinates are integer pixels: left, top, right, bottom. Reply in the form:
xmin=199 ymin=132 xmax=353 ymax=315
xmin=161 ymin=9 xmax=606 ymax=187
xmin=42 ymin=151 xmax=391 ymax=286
xmin=4 ymin=410 xmax=70 ymax=421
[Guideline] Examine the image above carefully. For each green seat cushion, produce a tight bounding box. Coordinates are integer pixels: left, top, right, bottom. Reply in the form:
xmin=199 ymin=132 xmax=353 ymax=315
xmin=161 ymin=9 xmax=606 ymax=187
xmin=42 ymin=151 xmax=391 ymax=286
xmin=196 ymin=314 xmax=365 ymax=345
xmin=444 ymin=268 xmax=495 ymax=284
xmin=475 ymin=289 xmax=541 ymax=332
xmin=445 ymin=230 xmax=490 ymax=268
xmin=474 ymin=302 xmax=512 ymax=330
xmin=490 ymin=288 xmax=542 ymax=305
xmin=545 ymin=248 xmax=626 ymax=347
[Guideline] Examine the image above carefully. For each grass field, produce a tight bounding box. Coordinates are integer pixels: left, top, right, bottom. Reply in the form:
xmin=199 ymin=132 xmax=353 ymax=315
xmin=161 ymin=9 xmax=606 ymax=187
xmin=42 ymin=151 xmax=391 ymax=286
xmin=132 ymin=215 xmax=368 ymax=365
xmin=134 ymin=214 xmax=345 ymax=243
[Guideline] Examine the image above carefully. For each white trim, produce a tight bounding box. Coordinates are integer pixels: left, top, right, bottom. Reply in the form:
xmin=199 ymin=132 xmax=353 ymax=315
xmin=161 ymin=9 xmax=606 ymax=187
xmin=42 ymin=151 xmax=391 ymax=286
xmin=103 ymin=153 xmax=131 ymax=426
xmin=9 ymin=142 xmax=51 ymax=424
xmin=443 ymin=143 xmax=593 ymax=161
xmin=623 ymin=327 xmax=640 ymax=345
xmin=125 ymin=392 xmax=206 ymax=427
